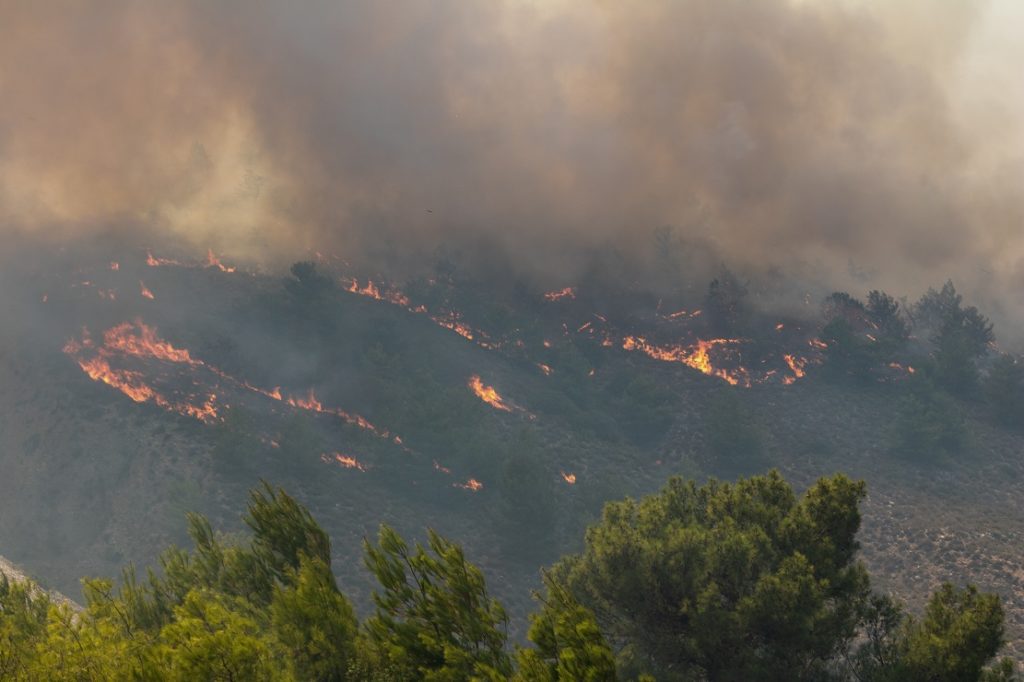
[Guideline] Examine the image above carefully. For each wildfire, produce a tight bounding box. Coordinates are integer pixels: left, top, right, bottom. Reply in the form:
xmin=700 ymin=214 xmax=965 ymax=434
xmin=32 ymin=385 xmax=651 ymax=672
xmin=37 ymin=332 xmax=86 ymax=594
xmin=342 ymin=277 xmax=412 ymax=307
xmin=468 ymin=375 xmax=513 ymax=412
xmin=322 ymin=452 xmax=368 ymax=472
xmin=139 ymin=281 xmax=155 ymax=299
xmin=182 ymin=394 xmax=219 ymax=422
xmin=536 ymin=362 xmax=553 ymax=376
xmin=809 ymin=338 xmax=829 ymax=350
xmin=663 ymin=309 xmax=702 ymax=320
xmin=543 ymin=287 xmax=576 ymax=302
xmin=341 ymin=275 xmax=499 ymax=347
xmin=782 ymin=354 xmax=807 ymax=385
xmin=102 ymin=321 xmax=200 ymax=366
xmin=64 ymin=344 xmax=220 ymax=423
xmin=622 ymin=336 xmax=750 ymax=386
xmin=205 ymin=249 xmax=236 ymax=273
xmin=560 ymin=471 xmax=577 ymax=485
xmin=889 ymin=362 xmax=916 ymax=374
xmin=73 ymin=355 xmax=156 ymax=403
xmin=145 ymin=250 xmax=182 ymax=267
xmin=64 ymin=320 xmax=404 ymax=442
xmin=145 ymin=248 xmax=237 ymax=273
xmin=281 ymin=388 xmax=398 ymax=442
xmin=453 ymin=478 xmax=483 ymax=492
xmin=435 ymin=315 xmax=475 ymax=341
xmin=110 ymin=262 xmax=119 ymax=271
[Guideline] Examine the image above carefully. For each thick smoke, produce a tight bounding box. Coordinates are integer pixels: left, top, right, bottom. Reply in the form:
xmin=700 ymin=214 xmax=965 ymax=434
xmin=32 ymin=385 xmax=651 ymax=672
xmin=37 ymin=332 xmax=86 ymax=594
xmin=1 ymin=1 xmax=1021 ymax=328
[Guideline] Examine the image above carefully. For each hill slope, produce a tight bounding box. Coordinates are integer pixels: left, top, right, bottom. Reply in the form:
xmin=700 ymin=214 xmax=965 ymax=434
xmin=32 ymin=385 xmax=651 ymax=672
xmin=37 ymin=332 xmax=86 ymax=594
xmin=1 ymin=246 xmax=1022 ymax=650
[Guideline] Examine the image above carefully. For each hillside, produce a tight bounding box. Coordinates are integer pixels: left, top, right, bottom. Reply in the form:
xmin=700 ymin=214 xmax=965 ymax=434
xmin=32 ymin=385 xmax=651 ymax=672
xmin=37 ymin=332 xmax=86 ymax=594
xmin=1 ymin=244 xmax=1022 ymax=651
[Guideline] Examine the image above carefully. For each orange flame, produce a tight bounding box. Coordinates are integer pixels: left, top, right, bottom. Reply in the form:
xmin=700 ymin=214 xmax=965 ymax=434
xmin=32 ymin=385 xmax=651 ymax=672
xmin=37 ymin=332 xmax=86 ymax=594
xmin=664 ymin=309 xmax=701 ymax=320
xmin=560 ymin=471 xmax=577 ymax=485
xmin=888 ymin=362 xmax=916 ymax=375
xmin=342 ymin=277 xmax=413 ymax=307
xmin=468 ymin=375 xmax=513 ymax=412
xmin=322 ymin=452 xmax=368 ymax=472
xmin=435 ymin=315 xmax=475 ymax=341
xmin=782 ymin=354 xmax=807 ymax=385
xmin=66 ymin=348 xmax=219 ymax=423
xmin=181 ymin=394 xmax=219 ymax=422
xmin=536 ymin=362 xmax=553 ymax=376
xmin=543 ymin=287 xmax=576 ymax=302
xmin=64 ymin=320 xmax=402 ymax=438
xmin=283 ymin=388 xmax=392 ymax=439
xmin=205 ymin=249 xmax=236 ymax=273
xmin=102 ymin=321 xmax=200 ymax=366
xmin=139 ymin=281 xmax=155 ymax=299
xmin=622 ymin=336 xmax=749 ymax=386
xmin=109 ymin=262 xmax=119 ymax=271
xmin=454 ymin=478 xmax=483 ymax=492
xmin=145 ymin=250 xmax=182 ymax=267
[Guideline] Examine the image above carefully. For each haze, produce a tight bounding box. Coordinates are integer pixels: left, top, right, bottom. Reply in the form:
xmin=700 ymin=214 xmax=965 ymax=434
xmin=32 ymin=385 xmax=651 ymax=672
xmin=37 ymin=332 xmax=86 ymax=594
xmin=1 ymin=0 xmax=1021 ymax=332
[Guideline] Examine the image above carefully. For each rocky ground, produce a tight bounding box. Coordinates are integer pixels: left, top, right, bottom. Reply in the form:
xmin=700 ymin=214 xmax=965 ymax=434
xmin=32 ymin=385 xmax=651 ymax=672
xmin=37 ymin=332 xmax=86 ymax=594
xmin=662 ymin=374 xmax=1024 ymax=658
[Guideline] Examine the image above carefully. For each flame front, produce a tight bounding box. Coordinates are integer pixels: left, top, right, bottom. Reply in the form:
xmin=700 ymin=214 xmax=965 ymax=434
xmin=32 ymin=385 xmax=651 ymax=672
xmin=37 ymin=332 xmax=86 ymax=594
xmin=561 ymin=471 xmax=577 ymax=485
xmin=322 ymin=452 xmax=368 ymax=472
xmin=782 ymin=354 xmax=807 ymax=385
xmin=468 ymin=375 xmax=513 ymax=412
xmin=139 ymin=281 xmax=155 ymax=299
xmin=102 ymin=321 xmax=200 ymax=366
xmin=543 ymin=287 xmax=576 ymax=302
xmin=146 ymin=250 xmax=182 ymax=267
xmin=622 ymin=336 xmax=750 ymax=386
xmin=64 ymin=337 xmax=220 ymax=423
xmin=205 ymin=249 xmax=236 ymax=273
xmin=889 ymin=362 xmax=916 ymax=375
xmin=341 ymin=277 xmax=412 ymax=307
xmin=64 ymin=320 xmax=404 ymax=440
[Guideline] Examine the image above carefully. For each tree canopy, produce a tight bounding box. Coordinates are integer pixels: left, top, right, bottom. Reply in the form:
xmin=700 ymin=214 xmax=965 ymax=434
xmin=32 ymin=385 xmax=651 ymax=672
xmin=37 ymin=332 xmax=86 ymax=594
xmin=0 ymin=475 xmax=1014 ymax=680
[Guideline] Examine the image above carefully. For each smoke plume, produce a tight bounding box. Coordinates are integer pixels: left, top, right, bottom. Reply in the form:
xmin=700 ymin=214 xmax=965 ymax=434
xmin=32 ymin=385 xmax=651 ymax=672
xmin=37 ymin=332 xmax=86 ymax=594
xmin=1 ymin=1 xmax=1021 ymax=327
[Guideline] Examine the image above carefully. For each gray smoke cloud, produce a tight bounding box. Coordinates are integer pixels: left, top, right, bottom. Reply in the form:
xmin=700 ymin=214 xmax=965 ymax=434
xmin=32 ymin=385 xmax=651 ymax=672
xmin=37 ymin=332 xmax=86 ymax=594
xmin=1 ymin=1 xmax=1021 ymax=332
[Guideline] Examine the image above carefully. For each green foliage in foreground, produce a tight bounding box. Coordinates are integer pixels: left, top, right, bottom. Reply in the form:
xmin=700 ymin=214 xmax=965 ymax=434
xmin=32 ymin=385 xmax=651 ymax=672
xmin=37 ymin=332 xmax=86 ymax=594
xmin=0 ymin=474 xmax=1016 ymax=681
